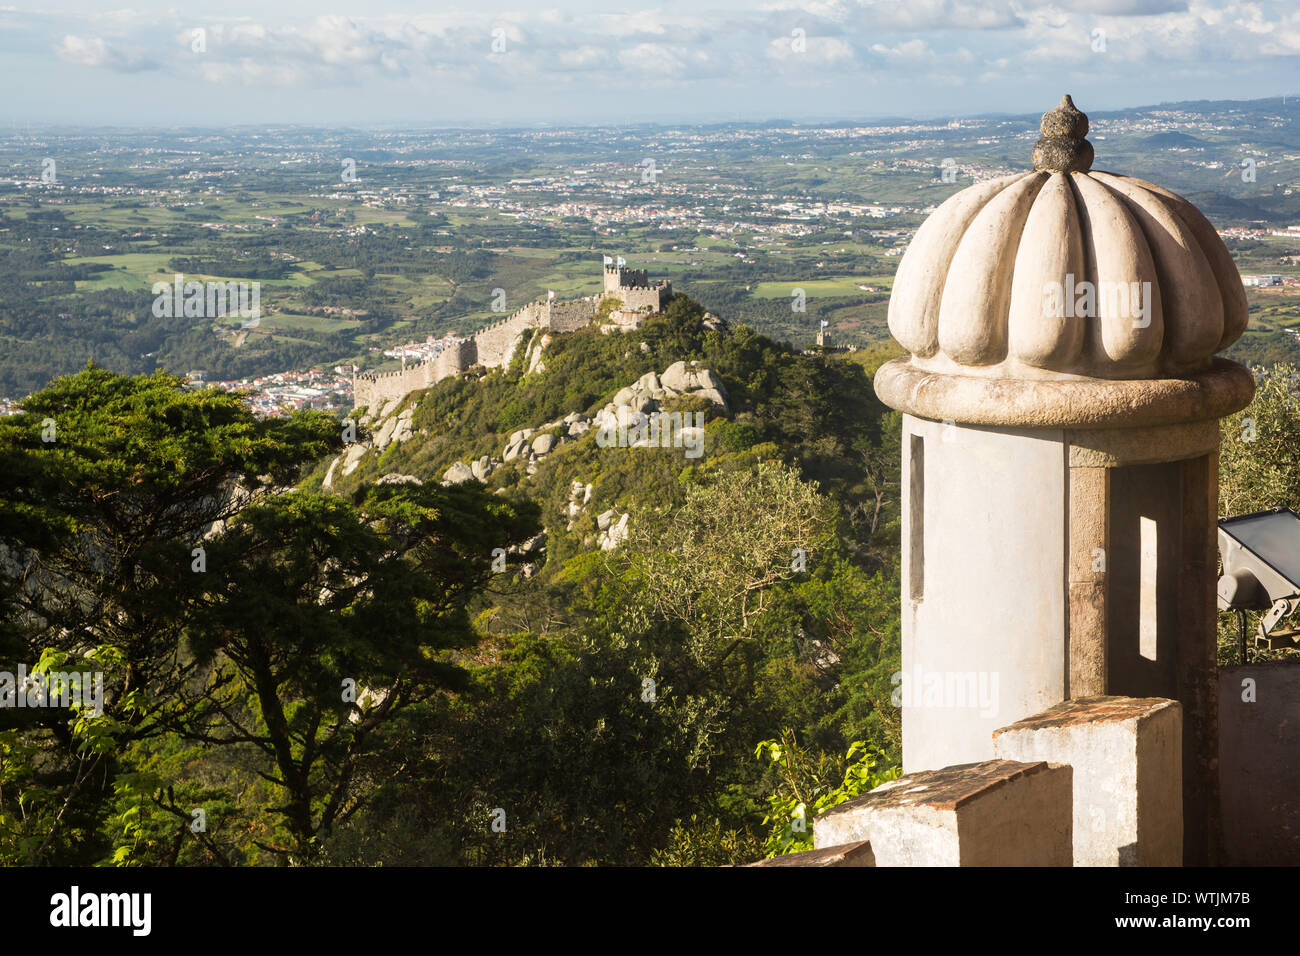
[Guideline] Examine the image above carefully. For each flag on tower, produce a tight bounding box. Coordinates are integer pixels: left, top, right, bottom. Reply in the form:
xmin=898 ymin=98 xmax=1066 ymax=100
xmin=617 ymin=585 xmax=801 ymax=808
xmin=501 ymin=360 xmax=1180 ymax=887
xmin=820 ymin=319 xmax=829 ymax=328
xmin=548 ymin=290 xmax=556 ymax=301
xmin=603 ymin=255 xmax=613 ymax=265
xmin=617 ymin=256 xmax=626 ymax=267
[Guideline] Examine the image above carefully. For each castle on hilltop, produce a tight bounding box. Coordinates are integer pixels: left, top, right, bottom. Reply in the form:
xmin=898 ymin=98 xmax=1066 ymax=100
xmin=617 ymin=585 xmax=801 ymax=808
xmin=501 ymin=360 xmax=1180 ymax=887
xmin=353 ymin=257 xmax=672 ymax=410
xmin=603 ymin=262 xmax=672 ymax=312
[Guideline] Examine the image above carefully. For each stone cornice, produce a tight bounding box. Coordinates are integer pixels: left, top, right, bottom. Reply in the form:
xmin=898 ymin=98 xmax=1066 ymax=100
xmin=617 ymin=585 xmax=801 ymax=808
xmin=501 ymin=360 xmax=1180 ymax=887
xmin=874 ymin=355 xmax=1255 ymax=428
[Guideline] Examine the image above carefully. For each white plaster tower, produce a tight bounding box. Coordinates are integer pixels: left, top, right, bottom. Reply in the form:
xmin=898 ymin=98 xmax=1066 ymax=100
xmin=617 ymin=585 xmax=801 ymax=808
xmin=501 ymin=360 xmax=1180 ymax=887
xmin=874 ymin=95 xmax=1255 ymax=863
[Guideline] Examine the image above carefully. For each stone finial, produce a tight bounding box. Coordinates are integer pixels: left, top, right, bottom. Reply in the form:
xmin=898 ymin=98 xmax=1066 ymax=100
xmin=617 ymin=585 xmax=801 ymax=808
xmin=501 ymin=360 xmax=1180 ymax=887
xmin=1032 ymin=94 xmax=1094 ymax=173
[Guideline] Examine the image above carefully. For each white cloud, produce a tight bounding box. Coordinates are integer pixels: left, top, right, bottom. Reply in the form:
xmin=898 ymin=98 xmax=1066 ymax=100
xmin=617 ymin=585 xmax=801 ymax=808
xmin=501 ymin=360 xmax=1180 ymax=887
xmin=1017 ymin=1 xmax=1300 ymax=65
xmin=557 ymin=44 xmax=607 ymax=70
xmin=763 ymin=0 xmax=1023 ymax=31
xmin=9 ymin=2 xmax=1297 ymax=100
xmin=768 ymin=32 xmax=856 ymax=63
xmin=1052 ymin=0 xmax=1190 ymax=13
xmin=55 ymin=34 xmax=158 ymax=71
xmin=198 ymin=57 xmax=307 ymax=87
xmin=870 ymin=38 xmax=933 ymax=60
xmin=616 ymin=42 xmax=716 ymax=80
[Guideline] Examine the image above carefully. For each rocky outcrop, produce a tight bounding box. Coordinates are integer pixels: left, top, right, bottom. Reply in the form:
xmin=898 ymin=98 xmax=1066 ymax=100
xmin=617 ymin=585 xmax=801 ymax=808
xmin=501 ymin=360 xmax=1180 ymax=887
xmin=659 ymin=361 xmax=729 ymax=411
xmin=498 ymin=410 xmax=592 ymax=469
xmin=503 ymin=428 xmax=534 ymax=462
xmin=337 ymin=442 xmax=369 ymax=480
xmin=596 ymin=510 xmax=630 ymax=551
xmin=327 ymin=359 xmax=726 ymax=499
xmin=565 ymin=480 xmax=594 ymax=529
xmin=512 ymin=530 xmax=547 ymax=579
xmin=442 ymin=461 xmax=475 ymax=485
xmin=376 ymin=473 xmax=423 ymax=486
xmin=323 ymin=401 xmax=420 ymax=489
xmin=594 ymin=362 xmax=729 ymax=436
xmin=526 ymin=333 xmax=551 ymax=375
xmin=373 ymin=408 xmax=415 ymax=451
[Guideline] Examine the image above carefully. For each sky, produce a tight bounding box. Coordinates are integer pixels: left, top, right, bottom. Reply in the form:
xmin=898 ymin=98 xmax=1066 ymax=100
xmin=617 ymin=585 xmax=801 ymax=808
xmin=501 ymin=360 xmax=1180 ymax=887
xmin=2 ymin=0 xmax=1300 ymax=127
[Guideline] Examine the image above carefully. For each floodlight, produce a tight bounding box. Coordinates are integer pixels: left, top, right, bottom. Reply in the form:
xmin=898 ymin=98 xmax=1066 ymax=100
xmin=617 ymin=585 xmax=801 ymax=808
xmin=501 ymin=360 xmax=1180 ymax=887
xmin=1218 ymin=507 xmax=1300 ymax=650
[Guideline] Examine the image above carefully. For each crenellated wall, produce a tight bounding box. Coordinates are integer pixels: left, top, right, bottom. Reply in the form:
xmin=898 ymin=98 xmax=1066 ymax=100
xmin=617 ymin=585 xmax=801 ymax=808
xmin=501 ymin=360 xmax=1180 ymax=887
xmin=354 ymin=260 xmax=670 ymax=409
xmin=473 ymin=304 xmax=545 ymax=369
xmin=433 ymin=337 xmax=477 ymax=378
xmin=355 ymin=360 xmax=441 ymax=412
xmin=604 ymin=265 xmax=649 ymax=293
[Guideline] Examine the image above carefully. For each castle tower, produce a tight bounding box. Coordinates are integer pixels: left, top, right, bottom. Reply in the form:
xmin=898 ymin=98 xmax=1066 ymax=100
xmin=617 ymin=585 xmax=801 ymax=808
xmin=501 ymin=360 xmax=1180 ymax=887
xmin=603 ymin=257 xmax=650 ymax=294
xmin=601 ymin=256 xmax=672 ymax=313
xmin=874 ymin=95 xmax=1254 ymax=864
xmin=603 ymin=260 xmax=623 ymax=295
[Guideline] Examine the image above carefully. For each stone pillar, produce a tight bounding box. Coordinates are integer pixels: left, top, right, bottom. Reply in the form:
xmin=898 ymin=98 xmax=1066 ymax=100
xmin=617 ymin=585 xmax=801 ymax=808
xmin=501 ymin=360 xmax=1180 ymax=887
xmin=745 ymin=841 xmax=875 ymax=867
xmin=1068 ymin=465 xmax=1109 ymax=697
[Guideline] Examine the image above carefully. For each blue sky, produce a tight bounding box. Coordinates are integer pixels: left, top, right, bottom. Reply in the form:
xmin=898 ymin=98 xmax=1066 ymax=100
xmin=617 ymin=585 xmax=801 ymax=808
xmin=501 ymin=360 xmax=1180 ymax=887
xmin=2 ymin=0 xmax=1300 ymax=126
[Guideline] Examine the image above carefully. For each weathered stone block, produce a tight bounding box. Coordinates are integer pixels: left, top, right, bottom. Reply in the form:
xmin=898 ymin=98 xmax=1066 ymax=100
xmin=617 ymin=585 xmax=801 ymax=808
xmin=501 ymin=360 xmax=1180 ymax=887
xmin=813 ymin=759 xmax=1072 ymax=866
xmin=992 ymin=695 xmax=1181 ymax=866
xmin=745 ymin=841 xmax=875 ymax=867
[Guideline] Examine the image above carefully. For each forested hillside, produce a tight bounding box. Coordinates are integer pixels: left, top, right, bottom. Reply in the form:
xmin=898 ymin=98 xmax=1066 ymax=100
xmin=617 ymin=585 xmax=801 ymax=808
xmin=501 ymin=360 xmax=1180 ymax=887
xmin=0 ymin=295 xmax=907 ymax=865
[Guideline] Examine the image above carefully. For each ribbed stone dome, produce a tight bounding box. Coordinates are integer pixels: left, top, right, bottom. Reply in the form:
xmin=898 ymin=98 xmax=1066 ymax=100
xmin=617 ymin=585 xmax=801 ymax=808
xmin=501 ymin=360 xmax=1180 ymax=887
xmin=876 ymin=95 xmax=1255 ymax=428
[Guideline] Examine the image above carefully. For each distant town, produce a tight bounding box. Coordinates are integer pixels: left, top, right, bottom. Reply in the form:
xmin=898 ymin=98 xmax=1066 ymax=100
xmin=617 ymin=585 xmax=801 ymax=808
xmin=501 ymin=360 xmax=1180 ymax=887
xmin=188 ymin=367 xmax=355 ymax=417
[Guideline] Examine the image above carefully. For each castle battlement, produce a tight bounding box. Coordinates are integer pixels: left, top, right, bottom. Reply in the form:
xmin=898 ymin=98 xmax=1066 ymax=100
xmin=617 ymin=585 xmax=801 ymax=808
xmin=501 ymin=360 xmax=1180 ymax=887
xmin=357 ymin=362 xmax=431 ymax=384
xmin=354 ymin=257 xmax=671 ymax=410
xmin=604 ymin=265 xmax=650 ymax=291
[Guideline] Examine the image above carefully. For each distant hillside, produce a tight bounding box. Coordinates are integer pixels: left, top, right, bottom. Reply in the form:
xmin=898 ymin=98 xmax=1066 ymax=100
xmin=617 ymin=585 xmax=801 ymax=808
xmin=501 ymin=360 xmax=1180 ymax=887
xmin=1139 ymin=131 xmax=1208 ymax=149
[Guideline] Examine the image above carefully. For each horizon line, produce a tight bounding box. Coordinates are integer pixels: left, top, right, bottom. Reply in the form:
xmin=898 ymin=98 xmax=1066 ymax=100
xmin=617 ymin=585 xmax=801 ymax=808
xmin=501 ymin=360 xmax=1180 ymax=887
xmin=4 ymin=92 xmax=1300 ymax=134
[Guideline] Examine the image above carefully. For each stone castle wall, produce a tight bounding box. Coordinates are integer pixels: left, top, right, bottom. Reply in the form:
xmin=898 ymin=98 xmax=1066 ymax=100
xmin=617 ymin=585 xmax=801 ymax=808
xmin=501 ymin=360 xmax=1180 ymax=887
xmin=354 ymin=357 xmax=444 ymax=411
xmin=547 ymin=295 xmax=604 ymax=333
xmin=354 ymin=337 xmax=478 ymax=409
xmin=435 ymin=337 xmax=477 ymax=379
xmin=473 ymin=304 xmax=546 ymax=369
xmin=354 ymin=264 xmax=670 ymax=410
xmin=616 ymin=283 xmax=672 ymax=313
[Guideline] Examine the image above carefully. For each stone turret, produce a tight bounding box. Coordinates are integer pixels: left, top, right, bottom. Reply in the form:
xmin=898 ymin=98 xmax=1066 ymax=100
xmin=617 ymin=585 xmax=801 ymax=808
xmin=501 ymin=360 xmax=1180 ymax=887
xmin=604 ymin=263 xmax=650 ymax=293
xmin=874 ymin=95 xmax=1254 ymax=865
xmin=603 ymin=257 xmax=673 ymax=312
